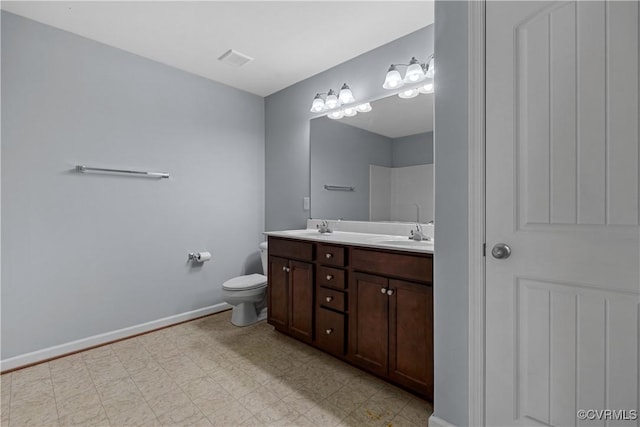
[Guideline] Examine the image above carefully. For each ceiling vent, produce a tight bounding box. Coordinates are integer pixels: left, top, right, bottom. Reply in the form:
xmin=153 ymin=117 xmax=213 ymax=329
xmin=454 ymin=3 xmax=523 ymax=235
xmin=218 ymin=49 xmax=254 ymax=67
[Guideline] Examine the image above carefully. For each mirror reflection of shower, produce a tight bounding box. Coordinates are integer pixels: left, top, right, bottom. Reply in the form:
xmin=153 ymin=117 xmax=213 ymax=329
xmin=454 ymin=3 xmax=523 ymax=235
xmin=370 ymin=163 xmax=433 ymax=222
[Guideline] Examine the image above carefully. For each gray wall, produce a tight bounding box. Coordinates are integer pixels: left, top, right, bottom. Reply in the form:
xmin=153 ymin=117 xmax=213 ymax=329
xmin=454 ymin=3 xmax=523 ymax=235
xmin=1 ymin=12 xmax=265 ymax=359
xmin=433 ymin=1 xmax=469 ymax=425
xmin=265 ymin=25 xmax=434 ymax=231
xmin=392 ymin=131 xmax=434 ymax=167
xmin=310 ymin=117 xmax=392 ymax=220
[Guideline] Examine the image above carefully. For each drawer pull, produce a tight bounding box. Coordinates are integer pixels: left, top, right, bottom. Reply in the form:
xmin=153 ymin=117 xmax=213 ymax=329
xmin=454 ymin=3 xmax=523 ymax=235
xmin=325 ymin=328 xmax=334 ymax=335
xmin=325 ymin=296 xmax=333 ymax=302
xmin=326 ymin=274 xmax=333 ymax=280
xmin=325 ymin=253 xmax=333 ymax=259
xmin=381 ymin=287 xmax=387 ymax=294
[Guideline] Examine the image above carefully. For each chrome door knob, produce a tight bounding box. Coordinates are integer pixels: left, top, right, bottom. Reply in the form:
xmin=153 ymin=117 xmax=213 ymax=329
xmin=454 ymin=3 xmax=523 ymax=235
xmin=491 ymin=243 xmax=512 ymax=259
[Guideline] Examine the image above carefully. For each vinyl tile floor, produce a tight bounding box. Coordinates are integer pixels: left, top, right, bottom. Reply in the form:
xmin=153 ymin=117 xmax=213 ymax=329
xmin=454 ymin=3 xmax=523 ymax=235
xmin=0 ymin=310 xmax=432 ymax=427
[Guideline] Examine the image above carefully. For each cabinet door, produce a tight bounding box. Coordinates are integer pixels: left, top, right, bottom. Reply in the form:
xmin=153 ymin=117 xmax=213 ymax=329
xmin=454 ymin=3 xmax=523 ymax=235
xmin=388 ymin=279 xmax=433 ymax=399
xmin=267 ymin=256 xmax=289 ymax=330
xmin=348 ymin=272 xmax=389 ymax=376
xmin=288 ymin=260 xmax=314 ymax=342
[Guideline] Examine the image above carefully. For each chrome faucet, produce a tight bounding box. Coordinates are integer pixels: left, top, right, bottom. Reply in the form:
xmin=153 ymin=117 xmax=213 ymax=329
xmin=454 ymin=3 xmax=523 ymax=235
xmin=317 ymin=220 xmax=333 ymax=234
xmin=409 ymin=224 xmax=429 ymax=241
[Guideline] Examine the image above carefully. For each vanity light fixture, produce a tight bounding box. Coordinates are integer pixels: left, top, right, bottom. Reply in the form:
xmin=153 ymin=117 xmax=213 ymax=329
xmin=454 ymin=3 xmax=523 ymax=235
xmin=310 ymin=84 xmax=372 ymax=120
xmin=383 ymin=54 xmax=435 ymax=91
xmin=309 ymin=83 xmax=355 ymax=113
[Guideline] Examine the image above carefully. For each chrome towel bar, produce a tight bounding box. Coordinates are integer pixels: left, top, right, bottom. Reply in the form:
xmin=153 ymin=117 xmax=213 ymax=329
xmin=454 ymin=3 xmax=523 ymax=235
xmin=324 ymin=185 xmax=354 ymax=191
xmin=76 ymin=165 xmax=169 ymax=179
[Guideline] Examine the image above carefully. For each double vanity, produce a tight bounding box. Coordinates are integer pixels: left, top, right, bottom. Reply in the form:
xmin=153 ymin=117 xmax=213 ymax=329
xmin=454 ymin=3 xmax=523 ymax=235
xmin=264 ymin=222 xmax=433 ymax=400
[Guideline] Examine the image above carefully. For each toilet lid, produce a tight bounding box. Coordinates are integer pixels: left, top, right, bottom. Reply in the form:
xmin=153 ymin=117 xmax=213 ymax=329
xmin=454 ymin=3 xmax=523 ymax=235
xmin=222 ymin=273 xmax=267 ymax=291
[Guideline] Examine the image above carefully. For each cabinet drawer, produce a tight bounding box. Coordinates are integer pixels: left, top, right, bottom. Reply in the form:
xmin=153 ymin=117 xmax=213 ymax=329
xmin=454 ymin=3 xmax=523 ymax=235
xmin=317 ymin=266 xmax=346 ymax=289
xmin=268 ymin=237 xmax=314 ymax=261
xmin=318 ymin=287 xmax=346 ymax=312
xmin=316 ymin=308 xmax=345 ymax=356
xmin=352 ymin=248 xmax=433 ymax=284
xmin=318 ymin=244 xmax=346 ymax=267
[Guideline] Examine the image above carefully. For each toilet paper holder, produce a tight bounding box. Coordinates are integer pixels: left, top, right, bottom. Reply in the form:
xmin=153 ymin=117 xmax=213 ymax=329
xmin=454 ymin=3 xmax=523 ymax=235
xmin=188 ymin=252 xmax=211 ymax=262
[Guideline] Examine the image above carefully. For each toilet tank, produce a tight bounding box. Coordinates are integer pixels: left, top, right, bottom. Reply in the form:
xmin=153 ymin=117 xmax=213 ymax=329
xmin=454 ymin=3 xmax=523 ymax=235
xmin=259 ymin=241 xmax=268 ymax=275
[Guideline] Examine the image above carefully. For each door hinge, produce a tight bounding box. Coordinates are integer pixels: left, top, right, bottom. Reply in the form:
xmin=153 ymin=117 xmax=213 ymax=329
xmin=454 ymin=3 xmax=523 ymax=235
xmin=483 ymin=243 xmax=486 ymax=257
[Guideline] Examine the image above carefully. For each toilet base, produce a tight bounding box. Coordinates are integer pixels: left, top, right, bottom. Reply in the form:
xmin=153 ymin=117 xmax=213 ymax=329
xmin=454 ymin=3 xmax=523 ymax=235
xmin=231 ymin=303 xmax=267 ymax=327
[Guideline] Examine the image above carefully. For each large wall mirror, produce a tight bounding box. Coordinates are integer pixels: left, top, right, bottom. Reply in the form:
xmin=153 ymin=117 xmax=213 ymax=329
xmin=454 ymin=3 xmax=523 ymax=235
xmin=310 ymin=92 xmax=434 ymax=222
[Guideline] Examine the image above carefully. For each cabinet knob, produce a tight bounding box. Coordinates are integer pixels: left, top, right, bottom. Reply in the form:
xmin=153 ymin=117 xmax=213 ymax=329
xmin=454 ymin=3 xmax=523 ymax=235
xmin=386 ymin=289 xmax=394 ymax=296
xmin=325 ymin=253 xmax=333 ymax=259
xmin=326 ymin=275 xmax=333 ymax=281
xmin=325 ymin=328 xmax=334 ymax=335
xmin=325 ymin=296 xmax=333 ymax=302
xmin=282 ymin=266 xmax=290 ymax=272
xmin=282 ymin=266 xmax=287 ymax=271
xmin=381 ymin=287 xmax=387 ymax=294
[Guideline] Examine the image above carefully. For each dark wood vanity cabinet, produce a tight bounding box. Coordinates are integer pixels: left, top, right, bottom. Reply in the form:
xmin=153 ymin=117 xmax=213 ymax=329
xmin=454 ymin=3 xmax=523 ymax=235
xmin=267 ymin=239 xmax=314 ymax=343
xmin=267 ymin=236 xmax=433 ymax=400
xmin=349 ymin=248 xmax=433 ymax=399
xmin=349 ymin=272 xmax=433 ymax=399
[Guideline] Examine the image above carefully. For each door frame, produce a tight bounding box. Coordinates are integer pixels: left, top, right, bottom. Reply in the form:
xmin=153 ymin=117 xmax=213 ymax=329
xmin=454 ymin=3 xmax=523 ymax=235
xmin=467 ymin=1 xmax=486 ymax=426
xmin=429 ymin=2 xmax=486 ymax=426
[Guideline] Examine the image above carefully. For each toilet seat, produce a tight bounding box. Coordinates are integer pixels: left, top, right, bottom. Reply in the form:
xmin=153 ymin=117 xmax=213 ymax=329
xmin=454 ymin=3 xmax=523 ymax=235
xmin=222 ymin=273 xmax=267 ymax=291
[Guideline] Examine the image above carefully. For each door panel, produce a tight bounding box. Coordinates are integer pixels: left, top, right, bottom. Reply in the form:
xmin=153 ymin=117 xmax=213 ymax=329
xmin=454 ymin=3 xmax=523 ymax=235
xmin=486 ymin=2 xmax=639 ymax=425
xmin=268 ymin=256 xmax=289 ymax=329
xmin=288 ymin=260 xmax=314 ymax=342
xmin=388 ymin=279 xmax=433 ymax=399
xmin=348 ymin=272 xmax=389 ymax=376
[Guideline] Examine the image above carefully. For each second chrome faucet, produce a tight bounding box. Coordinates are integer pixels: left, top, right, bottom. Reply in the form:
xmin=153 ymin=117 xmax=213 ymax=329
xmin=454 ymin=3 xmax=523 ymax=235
xmin=317 ymin=220 xmax=333 ymax=234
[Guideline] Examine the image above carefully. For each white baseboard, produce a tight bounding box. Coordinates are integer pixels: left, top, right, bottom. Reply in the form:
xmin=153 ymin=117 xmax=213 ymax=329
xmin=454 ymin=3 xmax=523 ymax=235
xmin=429 ymin=414 xmax=458 ymax=427
xmin=1 ymin=303 xmax=231 ymax=372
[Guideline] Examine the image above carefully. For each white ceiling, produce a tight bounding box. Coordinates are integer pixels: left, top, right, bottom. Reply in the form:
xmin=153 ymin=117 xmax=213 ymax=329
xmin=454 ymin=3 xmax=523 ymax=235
xmin=1 ymin=1 xmax=434 ymax=97
xmin=339 ymin=92 xmax=433 ymax=138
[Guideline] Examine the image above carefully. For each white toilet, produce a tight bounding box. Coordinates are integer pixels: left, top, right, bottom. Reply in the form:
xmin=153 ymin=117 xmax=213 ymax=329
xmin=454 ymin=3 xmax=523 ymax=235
xmin=221 ymin=241 xmax=268 ymax=326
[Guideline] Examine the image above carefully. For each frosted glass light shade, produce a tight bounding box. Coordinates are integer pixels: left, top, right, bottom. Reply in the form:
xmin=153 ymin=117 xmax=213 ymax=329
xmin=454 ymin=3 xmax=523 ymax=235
xmin=355 ymin=102 xmax=372 ymax=112
xmin=310 ymin=94 xmax=325 ymax=112
xmin=404 ymin=58 xmax=426 ymax=83
xmin=383 ymin=66 xmax=404 ymax=89
xmin=418 ymin=82 xmax=434 ymax=94
xmin=327 ymin=109 xmax=345 ymax=120
xmin=338 ymin=84 xmax=355 ymax=104
xmin=325 ymin=90 xmax=339 ymax=109
xmin=398 ymin=88 xmax=419 ymax=99
xmin=343 ymin=107 xmax=358 ymax=117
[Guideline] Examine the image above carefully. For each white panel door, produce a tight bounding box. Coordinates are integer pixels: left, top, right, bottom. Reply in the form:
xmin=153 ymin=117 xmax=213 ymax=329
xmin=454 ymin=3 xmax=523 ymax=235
xmin=486 ymin=2 xmax=639 ymax=426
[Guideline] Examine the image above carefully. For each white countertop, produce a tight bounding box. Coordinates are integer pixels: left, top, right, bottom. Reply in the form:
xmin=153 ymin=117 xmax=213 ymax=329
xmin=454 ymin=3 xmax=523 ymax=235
xmin=264 ymin=229 xmax=434 ymax=254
